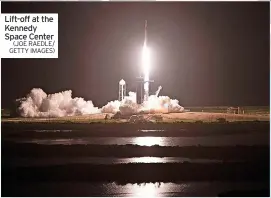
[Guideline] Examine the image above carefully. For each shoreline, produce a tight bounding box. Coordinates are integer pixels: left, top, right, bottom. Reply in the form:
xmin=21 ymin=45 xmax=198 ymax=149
xmin=2 ymin=112 xmax=269 ymax=124
xmin=3 ymin=143 xmax=269 ymax=160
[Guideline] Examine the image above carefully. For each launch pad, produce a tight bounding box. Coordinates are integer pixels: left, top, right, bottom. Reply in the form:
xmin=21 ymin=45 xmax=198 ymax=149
xmin=136 ymin=76 xmax=154 ymax=104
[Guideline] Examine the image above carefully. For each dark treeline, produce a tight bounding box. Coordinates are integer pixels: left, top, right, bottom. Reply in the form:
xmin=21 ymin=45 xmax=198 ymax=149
xmin=2 ymin=142 xmax=269 ymax=161
xmin=2 ymin=121 xmax=269 ymax=131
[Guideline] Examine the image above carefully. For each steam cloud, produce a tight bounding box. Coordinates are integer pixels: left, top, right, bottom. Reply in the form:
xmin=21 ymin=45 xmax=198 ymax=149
xmin=17 ymin=88 xmax=100 ymax=117
xmin=17 ymin=88 xmax=184 ymax=118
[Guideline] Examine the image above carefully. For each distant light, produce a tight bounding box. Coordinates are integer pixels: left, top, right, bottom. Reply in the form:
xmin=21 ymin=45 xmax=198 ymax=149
xmin=119 ymin=79 xmax=126 ymax=85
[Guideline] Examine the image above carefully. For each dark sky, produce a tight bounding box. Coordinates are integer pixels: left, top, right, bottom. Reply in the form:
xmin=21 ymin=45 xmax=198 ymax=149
xmin=1 ymin=2 xmax=270 ymax=108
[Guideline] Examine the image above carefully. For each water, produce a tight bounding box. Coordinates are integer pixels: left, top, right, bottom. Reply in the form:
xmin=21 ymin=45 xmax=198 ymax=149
xmin=33 ymin=129 xmax=167 ymax=133
xmin=138 ymin=129 xmax=166 ymax=132
xmin=5 ymin=157 xmax=224 ymax=167
xmin=34 ymin=130 xmax=74 ymax=133
xmin=15 ymin=133 xmax=268 ymax=146
xmin=4 ymin=181 xmax=268 ymax=197
xmin=3 ymin=127 xmax=269 ymax=197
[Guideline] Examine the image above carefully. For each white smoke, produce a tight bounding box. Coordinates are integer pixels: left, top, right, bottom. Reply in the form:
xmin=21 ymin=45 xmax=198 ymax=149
xmin=101 ymin=90 xmax=184 ymax=116
xmin=101 ymin=100 xmax=121 ymax=114
xmin=17 ymin=88 xmax=100 ymax=117
xmin=17 ymin=88 xmax=184 ymax=118
xmin=101 ymin=92 xmax=139 ymax=115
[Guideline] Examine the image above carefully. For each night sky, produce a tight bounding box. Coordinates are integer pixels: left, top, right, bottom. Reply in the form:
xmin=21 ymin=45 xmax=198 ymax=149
xmin=1 ymin=2 xmax=270 ymax=108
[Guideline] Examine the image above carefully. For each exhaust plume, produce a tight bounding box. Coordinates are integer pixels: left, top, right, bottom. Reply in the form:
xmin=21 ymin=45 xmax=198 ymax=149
xmin=17 ymin=88 xmax=100 ymax=117
xmin=17 ymin=88 xmax=184 ymax=117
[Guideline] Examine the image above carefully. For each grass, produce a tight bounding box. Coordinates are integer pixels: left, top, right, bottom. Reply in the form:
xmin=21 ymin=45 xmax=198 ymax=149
xmin=1 ymin=117 xmax=268 ymax=124
xmin=2 ymin=115 xmax=269 ymax=124
xmin=1 ymin=105 xmax=269 ymax=124
xmin=1 ymin=117 xmax=123 ymax=124
xmin=186 ymin=106 xmax=269 ymax=115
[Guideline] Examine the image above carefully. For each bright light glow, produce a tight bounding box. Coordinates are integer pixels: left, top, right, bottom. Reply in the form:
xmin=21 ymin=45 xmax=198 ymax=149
xmin=130 ymin=157 xmax=164 ymax=163
xmin=142 ymin=44 xmax=150 ymax=80
xmin=119 ymin=79 xmax=125 ymax=85
xmin=142 ymin=44 xmax=150 ymax=101
xmin=134 ymin=137 xmax=163 ymax=146
xmin=133 ymin=183 xmax=157 ymax=197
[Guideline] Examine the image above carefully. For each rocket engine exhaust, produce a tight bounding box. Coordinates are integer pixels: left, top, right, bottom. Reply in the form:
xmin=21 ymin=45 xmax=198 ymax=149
xmin=15 ymin=20 xmax=185 ymax=118
xmin=16 ymin=87 xmax=184 ymax=118
xmin=142 ymin=20 xmax=150 ymax=102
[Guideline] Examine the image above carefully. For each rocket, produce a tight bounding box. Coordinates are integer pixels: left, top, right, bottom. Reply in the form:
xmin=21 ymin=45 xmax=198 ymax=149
xmin=136 ymin=20 xmax=153 ymax=104
xmin=144 ymin=20 xmax=147 ymax=47
xmin=143 ymin=20 xmax=150 ymax=102
xmin=140 ymin=20 xmax=148 ymax=78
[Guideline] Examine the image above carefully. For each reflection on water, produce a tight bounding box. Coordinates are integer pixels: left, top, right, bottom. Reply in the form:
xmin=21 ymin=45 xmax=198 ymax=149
xmin=16 ymin=133 xmax=269 ymax=146
xmin=138 ymin=129 xmax=165 ymax=132
xmin=130 ymin=157 xmax=164 ymax=163
xmin=131 ymin=182 xmax=165 ymax=197
xmin=134 ymin=137 xmax=163 ymax=146
xmin=34 ymin=130 xmax=73 ymax=133
xmin=7 ymin=181 xmax=268 ymax=197
xmin=6 ymin=157 xmax=223 ymax=167
xmin=119 ymin=182 xmax=266 ymax=197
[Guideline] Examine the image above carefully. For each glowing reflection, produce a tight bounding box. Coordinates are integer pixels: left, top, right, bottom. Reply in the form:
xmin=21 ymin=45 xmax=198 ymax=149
xmin=133 ymin=183 xmax=158 ymax=197
xmin=130 ymin=157 xmax=164 ymax=163
xmin=133 ymin=137 xmax=163 ymax=146
xmin=110 ymin=182 xmax=193 ymax=197
xmin=139 ymin=129 xmax=165 ymax=132
xmin=34 ymin=130 xmax=73 ymax=132
xmin=26 ymin=138 xmax=87 ymax=145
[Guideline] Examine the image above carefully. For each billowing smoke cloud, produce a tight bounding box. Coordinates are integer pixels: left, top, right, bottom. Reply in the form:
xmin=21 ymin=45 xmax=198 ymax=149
xmin=17 ymin=88 xmax=184 ymax=117
xmin=102 ymin=90 xmax=184 ymax=115
xmin=101 ymin=92 xmax=138 ymax=115
xmin=17 ymin=88 xmax=100 ymax=117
